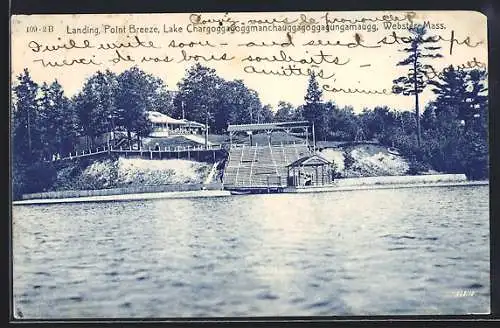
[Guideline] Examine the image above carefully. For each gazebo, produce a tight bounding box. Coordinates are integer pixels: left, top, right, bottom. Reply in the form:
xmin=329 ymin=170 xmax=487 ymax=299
xmin=286 ymin=154 xmax=335 ymax=187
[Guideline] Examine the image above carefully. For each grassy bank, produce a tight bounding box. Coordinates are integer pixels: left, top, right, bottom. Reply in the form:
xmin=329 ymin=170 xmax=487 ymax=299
xmin=21 ymin=157 xmax=214 ymax=195
xmin=319 ymin=143 xmax=411 ymax=178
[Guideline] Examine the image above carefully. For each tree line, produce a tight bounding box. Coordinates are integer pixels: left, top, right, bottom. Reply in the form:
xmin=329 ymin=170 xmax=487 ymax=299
xmin=293 ymin=26 xmax=488 ymax=180
xmin=11 ymin=64 xmax=277 ymax=162
xmin=10 ymin=64 xmax=278 ymax=197
xmin=11 ymin=26 xmax=488 ymax=197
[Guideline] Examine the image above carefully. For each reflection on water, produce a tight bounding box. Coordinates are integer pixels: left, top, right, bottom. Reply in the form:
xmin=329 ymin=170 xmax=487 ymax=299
xmin=13 ymin=185 xmax=489 ymax=318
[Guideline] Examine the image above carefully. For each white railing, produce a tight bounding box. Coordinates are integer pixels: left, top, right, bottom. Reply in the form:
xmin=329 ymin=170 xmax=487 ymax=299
xmin=48 ymin=146 xmax=110 ymax=162
xmin=235 ymin=145 xmax=245 ymax=185
xmin=268 ymin=142 xmax=280 ymax=176
xmin=48 ymin=143 xmax=222 ymax=162
xmin=249 ymin=144 xmax=258 ymax=186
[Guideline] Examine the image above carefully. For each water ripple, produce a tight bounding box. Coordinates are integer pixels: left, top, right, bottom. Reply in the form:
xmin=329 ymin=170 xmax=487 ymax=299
xmin=12 ymin=185 xmax=490 ymax=317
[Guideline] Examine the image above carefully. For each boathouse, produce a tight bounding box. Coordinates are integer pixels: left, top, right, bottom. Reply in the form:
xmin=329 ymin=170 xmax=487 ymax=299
xmin=286 ymin=154 xmax=335 ymax=187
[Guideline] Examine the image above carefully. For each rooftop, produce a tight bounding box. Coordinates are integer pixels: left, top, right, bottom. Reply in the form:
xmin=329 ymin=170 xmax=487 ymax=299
xmin=287 ymin=154 xmax=332 ymax=167
xmin=147 ymin=111 xmax=205 ymax=127
xmin=227 ymin=121 xmax=310 ymax=132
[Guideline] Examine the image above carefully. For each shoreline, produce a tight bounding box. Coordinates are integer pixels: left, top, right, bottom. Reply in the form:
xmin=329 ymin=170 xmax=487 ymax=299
xmin=284 ymin=180 xmax=488 ymax=194
xmin=12 ymin=175 xmax=488 ymax=205
xmin=12 ymin=189 xmax=232 ymax=205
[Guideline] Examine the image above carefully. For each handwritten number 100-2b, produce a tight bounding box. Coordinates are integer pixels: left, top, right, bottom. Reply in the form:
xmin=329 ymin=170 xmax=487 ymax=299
xmin=26 ymin=25 xmax=54 ymax=33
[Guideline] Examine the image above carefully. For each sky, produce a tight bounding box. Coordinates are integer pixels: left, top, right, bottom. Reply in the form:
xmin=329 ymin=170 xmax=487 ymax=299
xmin=11 ymin=11 xmax=488 ymax=113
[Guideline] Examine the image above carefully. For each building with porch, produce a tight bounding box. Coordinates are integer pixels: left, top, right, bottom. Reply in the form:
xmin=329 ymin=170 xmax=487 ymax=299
xmin=147 ymin=111 xmax=206 ymax=137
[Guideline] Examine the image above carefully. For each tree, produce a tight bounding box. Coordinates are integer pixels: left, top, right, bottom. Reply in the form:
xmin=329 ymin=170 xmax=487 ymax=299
xmin=394 ymin=111 xmax=418 ymax=137
xmin=151 ymin=89 xmax=176 ymax=116
xmin=429 ymin=66 xmax=488 ymax=129
xmin=175 ymin=64 xmax=266 ymax=133
xmin=274 ymin=101 xmax=296 ymax=122
xmin=359 ymin=106 xmax=396 ymax=141
xmin=303 ymin=73 xmax=328 ymax=142
xmin=327 ymin=105 xmax=359 ymax=141
xmin=424 ymin=67 xmax=489 ymax=179
xmin=59 ymin=98 xmax=80 ymax=155
xmin=115 ymin=67 xmax=165 ymax=147
xmin=257 ymin=104 xmax=274 ymax=123
xmin=74 ymin=70 xmax=118 ymax=149
xmin=12 ymin=69 xmax=41 ymax=198
xmin=12 ymin=68 xmax=42 ymax=163
xmin=39 ymin=80 xmax=77 ymax=157
xmin=223 ymin=79 xmax=263 ymax=127
xmin=174 ymin=64 xmax=222 ymax=131
xmin=11 ymin=69 xmax=66 ymax=198
xmin=392 ymin=26 xmax=442 ymax=148
xmin=39 ymin=82 xmax=57 ymax=157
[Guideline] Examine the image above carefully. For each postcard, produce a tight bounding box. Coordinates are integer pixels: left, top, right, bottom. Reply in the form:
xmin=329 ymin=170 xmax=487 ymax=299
xmin=10 ymin=11 xmax=489 ymax=319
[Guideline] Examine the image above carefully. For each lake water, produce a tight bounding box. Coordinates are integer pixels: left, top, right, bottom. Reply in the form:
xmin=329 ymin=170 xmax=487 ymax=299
xmin=12 ymin=185 xmax=490 ymax=318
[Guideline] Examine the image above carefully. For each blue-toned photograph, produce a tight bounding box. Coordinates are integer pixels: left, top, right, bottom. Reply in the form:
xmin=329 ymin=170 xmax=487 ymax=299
xmin=11 ymin=11 xmax=489 ymax=318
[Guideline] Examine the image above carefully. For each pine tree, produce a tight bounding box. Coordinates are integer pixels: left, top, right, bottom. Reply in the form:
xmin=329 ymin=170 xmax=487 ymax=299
xmin=429 ymin=67 xmax=487 ymax=128
xmin=392 ymin=26 xmax=442 ymax=148
xmin=12 ymin=68 xmax=42 ymax=163
xmin=11 ymin=69 xmax=58 ymax=198
xmin=39 ymin=82 xmax=56 ymax=158
xmin=39 ymin=80 xmax=77 ymax=156
xmin=303 ymin=73 xmax=327 ymax=142
xmin=427 ymin=67 xmax=488 ymax=179
xmin=304 ymin=72 xmax=322 ymax=104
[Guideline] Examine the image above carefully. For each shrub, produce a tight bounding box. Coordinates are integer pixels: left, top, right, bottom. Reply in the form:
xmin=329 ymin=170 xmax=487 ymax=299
xmin=52 ymin=163 xmax=82 ymax=191
xmin=22 ymin=162 xmax=58 ymax=193
xmin=343 ymin=150 xmax=355 ymax=170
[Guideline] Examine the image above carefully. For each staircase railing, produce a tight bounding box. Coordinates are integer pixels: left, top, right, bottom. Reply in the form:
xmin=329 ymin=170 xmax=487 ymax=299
xmin=249 ymin=143 xmax=258 ymax=185
xmin=268 ymin=142 xmax=280 ymax=177
xmin=235 ymin=145 xmax=245 ymax=185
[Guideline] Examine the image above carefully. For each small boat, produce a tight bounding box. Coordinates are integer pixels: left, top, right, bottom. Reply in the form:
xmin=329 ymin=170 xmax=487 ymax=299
xmin=230 ymin=190 xmax=252 ymax=195
xmin=387 ymin=147 xmax=400 ymax=155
